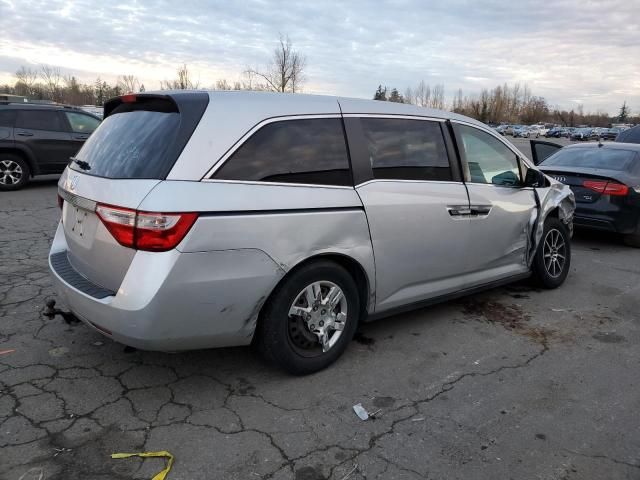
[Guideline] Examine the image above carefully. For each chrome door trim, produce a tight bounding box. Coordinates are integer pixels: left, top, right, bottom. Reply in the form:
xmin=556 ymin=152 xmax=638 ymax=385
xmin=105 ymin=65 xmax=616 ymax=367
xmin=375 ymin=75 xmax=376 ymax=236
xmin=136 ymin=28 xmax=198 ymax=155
xmin=202 ymin=114 xmax=343 ymax=180
xmin=342 ymin=113 xmax=447 ymax=122
xmin=200 ymin=178 xmax=355 ymax=190
xmin=355 ymin=179 xmax=466 ymax=188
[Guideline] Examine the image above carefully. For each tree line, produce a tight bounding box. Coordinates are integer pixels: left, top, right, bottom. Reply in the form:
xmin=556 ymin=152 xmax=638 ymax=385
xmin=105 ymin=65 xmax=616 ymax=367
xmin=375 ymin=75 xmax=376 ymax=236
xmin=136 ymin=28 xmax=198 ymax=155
xmin=0 ymin=35 xmax=306 ymax=107
xmin=373 ymin=82 xmax=637 ymax=127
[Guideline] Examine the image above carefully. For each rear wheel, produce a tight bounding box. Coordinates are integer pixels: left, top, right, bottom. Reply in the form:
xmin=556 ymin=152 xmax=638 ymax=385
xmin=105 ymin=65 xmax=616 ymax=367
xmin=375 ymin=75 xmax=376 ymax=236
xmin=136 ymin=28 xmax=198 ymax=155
xmin=532 ymin=217 xmax=571 ymax=289
xmin=623 ymin=223 xmax=640 ymax=248
xmin=256 ymin=260 xmax=359 ymax=375
xmin=0 ymin=154 xmax=30 ymax=191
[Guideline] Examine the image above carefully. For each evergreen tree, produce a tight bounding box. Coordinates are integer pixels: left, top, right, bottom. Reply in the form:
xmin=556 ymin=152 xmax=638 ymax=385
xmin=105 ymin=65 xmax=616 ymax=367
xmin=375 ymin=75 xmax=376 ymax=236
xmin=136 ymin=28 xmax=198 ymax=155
xmin=618 ymin=101 xmax=629 ymax=122
xmin=373 ymin=85 xmax=387 ymax=101
xmin=139 ymin=83 xmax=146 ymax=92
xmin=388 ymin=88 xmax=403 ymax=103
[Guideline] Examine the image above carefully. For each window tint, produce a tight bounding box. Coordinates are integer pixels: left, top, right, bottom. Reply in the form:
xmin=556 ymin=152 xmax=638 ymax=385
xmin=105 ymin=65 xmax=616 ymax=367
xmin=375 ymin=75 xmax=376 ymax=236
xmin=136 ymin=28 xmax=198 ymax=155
xmin=65 ymin=112 xmax=100 ymax=133
xmin=458 ymin=125 xmax=521 ymax=186
xmin=15 ymin=110 xmax=65 ymax=132
xmin=360 ymin=118 xmax=451 ymax=181
xmin=214 ymin=118 xmax=351 ymax=186
xmin=0 ymin=110 xmax=16 ymax=127
xmin=541 ymin=147 xmax=638 ymax=172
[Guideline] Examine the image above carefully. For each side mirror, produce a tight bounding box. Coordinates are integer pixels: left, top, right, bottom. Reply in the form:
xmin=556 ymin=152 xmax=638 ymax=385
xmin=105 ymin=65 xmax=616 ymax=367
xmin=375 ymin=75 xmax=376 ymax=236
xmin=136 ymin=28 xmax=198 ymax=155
xmin=524 ymin=168 xmax=546 ymax=188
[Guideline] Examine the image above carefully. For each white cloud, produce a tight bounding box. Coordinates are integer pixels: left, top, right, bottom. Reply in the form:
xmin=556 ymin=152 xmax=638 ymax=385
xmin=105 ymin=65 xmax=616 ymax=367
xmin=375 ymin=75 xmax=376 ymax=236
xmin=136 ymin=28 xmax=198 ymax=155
xmin=0 ymin=0 xmax=638 ymax=114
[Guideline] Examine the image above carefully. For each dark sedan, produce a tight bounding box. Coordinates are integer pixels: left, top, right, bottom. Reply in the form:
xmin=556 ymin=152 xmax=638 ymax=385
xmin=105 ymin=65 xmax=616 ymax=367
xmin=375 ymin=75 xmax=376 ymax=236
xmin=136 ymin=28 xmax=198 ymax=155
xmin=537 ymin=143 xmax=640 ymax=247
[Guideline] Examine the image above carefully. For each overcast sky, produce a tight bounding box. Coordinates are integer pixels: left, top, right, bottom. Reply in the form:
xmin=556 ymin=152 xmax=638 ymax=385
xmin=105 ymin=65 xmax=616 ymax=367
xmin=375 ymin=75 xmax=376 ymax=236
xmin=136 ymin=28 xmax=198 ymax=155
xmin=1 ymin=0 xmax=638 ymax=114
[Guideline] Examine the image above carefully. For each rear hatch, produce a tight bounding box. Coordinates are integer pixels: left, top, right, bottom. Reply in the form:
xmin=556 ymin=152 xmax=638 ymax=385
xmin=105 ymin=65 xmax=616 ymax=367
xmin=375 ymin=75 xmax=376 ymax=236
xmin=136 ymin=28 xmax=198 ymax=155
xmin=58 ymin=92 xmax=209 ymax=291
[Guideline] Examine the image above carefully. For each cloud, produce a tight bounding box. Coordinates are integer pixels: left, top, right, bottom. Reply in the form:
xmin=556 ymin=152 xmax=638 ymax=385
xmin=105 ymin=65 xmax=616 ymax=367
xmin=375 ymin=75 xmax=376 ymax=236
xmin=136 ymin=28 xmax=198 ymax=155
xmin=0 ymin=0 xmax=638 ymax=114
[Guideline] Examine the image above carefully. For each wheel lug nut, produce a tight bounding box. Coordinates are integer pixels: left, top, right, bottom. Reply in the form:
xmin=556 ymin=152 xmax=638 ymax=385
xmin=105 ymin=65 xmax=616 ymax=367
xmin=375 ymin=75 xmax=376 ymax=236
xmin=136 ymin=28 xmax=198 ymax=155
xmin=319 ymin=320 xmax=324 ymax=326
xmin=310 ymin=324 xmax=315 ymax=329
xmin=313 ymin=306 xmax=318 ymax=311
xmin=321 ymin=309 xmax=326 ymax=315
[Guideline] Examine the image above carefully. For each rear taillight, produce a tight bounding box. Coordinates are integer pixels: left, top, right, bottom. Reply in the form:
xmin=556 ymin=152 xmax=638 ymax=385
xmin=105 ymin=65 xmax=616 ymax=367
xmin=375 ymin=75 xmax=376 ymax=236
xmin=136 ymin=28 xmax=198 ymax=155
xmin=135 ymin=211 xmax=199 ymax=251
xmin=583 ymin=180 xmax=629 ymax=196
xmin=96 ymin=204 xmax=197 ymax=252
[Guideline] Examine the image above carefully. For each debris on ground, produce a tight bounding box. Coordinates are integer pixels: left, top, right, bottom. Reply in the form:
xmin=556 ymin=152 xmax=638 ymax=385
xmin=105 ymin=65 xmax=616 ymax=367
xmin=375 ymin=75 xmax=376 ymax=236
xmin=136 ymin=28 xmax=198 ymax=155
xmin=352 ymin=404 xmax=382 ymax=420
xmin=411 ymin=417 xmax=425 ymax=422
xmin=0 ymin=349 xmax=15 ymax=355
xmin=53 ymin=447 xmax=72 ymax=457
xmin=340 ymin=464 xmax=359 ymax=480
xmin=111 ymin=451 xmax=174 ymax=480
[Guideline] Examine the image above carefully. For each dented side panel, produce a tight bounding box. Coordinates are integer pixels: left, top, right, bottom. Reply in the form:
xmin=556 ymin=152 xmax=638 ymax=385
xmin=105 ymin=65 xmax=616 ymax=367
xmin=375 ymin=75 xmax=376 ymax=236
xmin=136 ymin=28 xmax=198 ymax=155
xmin=528 ymin=179 xmax=576 ymax=265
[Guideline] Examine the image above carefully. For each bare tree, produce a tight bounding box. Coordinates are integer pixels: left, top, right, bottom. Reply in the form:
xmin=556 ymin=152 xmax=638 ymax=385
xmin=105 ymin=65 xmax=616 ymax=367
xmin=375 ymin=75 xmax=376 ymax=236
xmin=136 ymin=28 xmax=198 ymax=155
xmin=40 ymin=65 xmax=62 ymax=102
xmin=430 ymin=84 xmax=445 ymax=109
xmin=118 ymin=75 xmax=140 ymax=93
xmin=246 ymin=34 xmax=306 ymax=93
xmin=15 ymin=66 xmax=38 ymax=96
xmin=161 ymin=64 xmax=199 ymax=90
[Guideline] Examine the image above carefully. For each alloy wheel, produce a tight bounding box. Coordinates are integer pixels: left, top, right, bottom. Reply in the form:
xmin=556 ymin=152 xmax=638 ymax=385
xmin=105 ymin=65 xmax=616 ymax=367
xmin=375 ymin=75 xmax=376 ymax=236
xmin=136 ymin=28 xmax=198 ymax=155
xmin=287 ymin=280 xmax=348 ymax=354
xmin=0 ymin=159 xmax=23 ymax=186
xmin=543 ymin=228 xmax=566 ymax=278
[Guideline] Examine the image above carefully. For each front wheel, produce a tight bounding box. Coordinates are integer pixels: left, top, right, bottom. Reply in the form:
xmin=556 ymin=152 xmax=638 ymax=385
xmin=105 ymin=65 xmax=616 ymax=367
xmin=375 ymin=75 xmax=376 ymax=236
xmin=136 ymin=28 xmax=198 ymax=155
xmin=532 ymin=217 xmax=571 ymax=289
xmin=255 ymin=260 xmax=360 ymax=374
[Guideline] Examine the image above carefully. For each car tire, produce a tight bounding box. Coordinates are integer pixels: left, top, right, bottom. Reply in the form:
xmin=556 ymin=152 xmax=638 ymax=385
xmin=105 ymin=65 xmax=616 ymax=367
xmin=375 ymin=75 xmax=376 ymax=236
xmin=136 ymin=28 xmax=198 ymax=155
xmin=532 ymin=217 xmax=571 ymax=289
xmin=623 ymin=224 xmax=640 ymax=248
xmin=255 ymin=260 xmax=360 ymax=375
xmin=0 ymin=154 xmax=30 ymax=191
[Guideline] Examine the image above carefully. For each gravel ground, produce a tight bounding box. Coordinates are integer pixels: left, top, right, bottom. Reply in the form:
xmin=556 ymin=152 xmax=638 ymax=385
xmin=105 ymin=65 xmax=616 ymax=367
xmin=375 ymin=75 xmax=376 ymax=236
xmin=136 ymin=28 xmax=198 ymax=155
xmin=1 ymin=177 xmax=639 ymax=480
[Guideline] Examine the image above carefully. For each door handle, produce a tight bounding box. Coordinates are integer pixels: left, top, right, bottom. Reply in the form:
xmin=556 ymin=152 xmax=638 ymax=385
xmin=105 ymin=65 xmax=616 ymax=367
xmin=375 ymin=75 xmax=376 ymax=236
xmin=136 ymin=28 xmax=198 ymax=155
xmin=447 ymin=206 xmax=472 ymax=216
xmin=470 ymin=206 xmax=492 ymax=216
xmin=16 ymin=131 xmax=34 ymax=136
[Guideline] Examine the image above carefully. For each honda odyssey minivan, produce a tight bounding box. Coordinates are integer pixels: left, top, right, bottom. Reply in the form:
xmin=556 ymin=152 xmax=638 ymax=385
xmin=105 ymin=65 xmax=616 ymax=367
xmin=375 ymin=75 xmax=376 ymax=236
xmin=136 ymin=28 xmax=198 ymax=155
xmin=49 ymin=91 xmax=575 ymax=374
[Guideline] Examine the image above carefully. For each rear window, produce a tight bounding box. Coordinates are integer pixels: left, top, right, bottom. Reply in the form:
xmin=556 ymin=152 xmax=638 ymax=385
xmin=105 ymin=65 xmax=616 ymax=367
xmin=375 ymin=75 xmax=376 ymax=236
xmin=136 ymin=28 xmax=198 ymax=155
xmin=541 ymin=148 xmax=638 ymax=172
xmin=70 ymin=93 xmax=208 ymax=179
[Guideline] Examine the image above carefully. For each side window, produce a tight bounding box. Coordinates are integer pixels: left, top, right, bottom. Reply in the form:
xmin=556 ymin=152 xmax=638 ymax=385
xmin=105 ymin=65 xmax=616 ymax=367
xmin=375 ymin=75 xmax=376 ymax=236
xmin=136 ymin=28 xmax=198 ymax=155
xmin=214 ymin=118 xmax=351 ymax=186
xmin=457 ymin=124 xmax=521 ymax=186
xmin=65 ymin=112 xmax=100 ymax=133
xmin=0 ymin=110 xmax=16 ymax=127
xmin=360 ymin=118 xmax=451 ymax=181
xmin=15 ymin=110 xmax=65 ymax=132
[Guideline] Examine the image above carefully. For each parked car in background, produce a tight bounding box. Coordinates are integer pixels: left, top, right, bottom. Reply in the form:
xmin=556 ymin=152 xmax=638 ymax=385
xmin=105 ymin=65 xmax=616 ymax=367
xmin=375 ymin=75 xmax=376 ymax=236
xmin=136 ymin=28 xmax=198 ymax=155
xmin=527 ymin=126 xmax=544 ymax=138
xmin=537 ymin=142 xmax=640 ymax=247
xmin=0 ymin=102 xmax=101 ymax=190
xmin=570 ymin=128 xmax=593 ymax=141
xmin=49 ymin=91 xmax=574 ymax=374
xmin=534 ymin=125 xmax=549 ymax=137
xmin=513 ymin=125 xmax=530 ymax=138
xmin=591 ymin=127 xmax=607 ymax=139
xmin=546 ymin=127 xmax=564 ymax=138
xmin=616 ymin=126 xmax=640 ymax=144
xmin=495 ymin=124 xmax=509 ymax=135
xmin=504 ymin=125 xmax=517 ymax=135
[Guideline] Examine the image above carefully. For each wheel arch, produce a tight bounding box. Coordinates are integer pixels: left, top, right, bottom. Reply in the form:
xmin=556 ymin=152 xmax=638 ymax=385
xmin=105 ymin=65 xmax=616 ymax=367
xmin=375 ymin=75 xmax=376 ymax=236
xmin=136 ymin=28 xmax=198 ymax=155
xmin=0 ymin=146 xmax=38 ymax=176
xmin=261 ymin=252 xmax=372 ymax=326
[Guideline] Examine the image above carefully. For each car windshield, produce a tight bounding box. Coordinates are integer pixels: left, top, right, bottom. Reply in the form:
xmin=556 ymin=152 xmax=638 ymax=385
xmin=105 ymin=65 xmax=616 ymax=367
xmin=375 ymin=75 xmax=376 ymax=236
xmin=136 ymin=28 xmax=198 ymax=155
xmin=541 ymin=147 xmax=638 ymax=171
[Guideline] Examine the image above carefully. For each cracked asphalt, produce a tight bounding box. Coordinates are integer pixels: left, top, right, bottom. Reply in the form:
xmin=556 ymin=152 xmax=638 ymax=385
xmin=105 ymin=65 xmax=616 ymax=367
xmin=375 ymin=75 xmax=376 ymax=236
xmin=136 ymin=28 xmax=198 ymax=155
xmin=1 ymin=178 xmax=640 ymax=480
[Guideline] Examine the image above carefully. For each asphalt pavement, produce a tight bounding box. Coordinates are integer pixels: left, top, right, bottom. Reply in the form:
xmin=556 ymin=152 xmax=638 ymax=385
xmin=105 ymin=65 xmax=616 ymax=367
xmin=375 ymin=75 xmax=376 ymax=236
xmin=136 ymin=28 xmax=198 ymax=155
xmin=1 ymin=176 xmax=639 ymax=479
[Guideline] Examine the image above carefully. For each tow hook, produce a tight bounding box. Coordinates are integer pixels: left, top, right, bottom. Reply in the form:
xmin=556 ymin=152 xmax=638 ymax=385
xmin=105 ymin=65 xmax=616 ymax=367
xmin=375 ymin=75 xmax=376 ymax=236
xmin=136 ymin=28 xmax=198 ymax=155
xmin=43 ymin=299 xmax=80 ymax=324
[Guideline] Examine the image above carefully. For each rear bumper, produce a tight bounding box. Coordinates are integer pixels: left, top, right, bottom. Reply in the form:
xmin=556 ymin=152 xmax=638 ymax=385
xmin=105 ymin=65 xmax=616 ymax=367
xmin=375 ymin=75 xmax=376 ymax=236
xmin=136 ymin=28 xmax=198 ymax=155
xmin=48 ymin=221 xmax=284 ymax=351
xmin=574 ymin=205 xmax=640 ymax=234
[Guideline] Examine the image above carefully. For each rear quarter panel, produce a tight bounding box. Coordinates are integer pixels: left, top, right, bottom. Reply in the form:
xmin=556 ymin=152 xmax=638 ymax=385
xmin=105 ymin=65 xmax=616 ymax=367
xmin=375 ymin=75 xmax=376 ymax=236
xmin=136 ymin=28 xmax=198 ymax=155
xmin=139 ymin=181 xmax=377 ymax=311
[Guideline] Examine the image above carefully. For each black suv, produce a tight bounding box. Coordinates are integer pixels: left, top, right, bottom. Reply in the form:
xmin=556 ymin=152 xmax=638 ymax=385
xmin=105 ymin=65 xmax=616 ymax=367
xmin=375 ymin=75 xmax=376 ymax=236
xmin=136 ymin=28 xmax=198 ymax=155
xmin=0 ymin=103 xmax=101 ymax=190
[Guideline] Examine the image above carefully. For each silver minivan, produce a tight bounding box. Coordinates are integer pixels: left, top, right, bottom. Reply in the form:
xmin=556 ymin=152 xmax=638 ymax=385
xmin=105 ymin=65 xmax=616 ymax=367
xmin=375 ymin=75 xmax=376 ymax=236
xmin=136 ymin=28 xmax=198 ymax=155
xmin=49 ymin=91 xmax=575 ymax=374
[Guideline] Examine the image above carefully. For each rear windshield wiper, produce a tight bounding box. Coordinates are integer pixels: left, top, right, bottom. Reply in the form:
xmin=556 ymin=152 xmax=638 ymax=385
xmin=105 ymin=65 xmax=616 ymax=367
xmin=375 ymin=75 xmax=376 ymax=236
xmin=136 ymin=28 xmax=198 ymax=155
xmin=70 ymin=157 xmax=91 ymax=171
